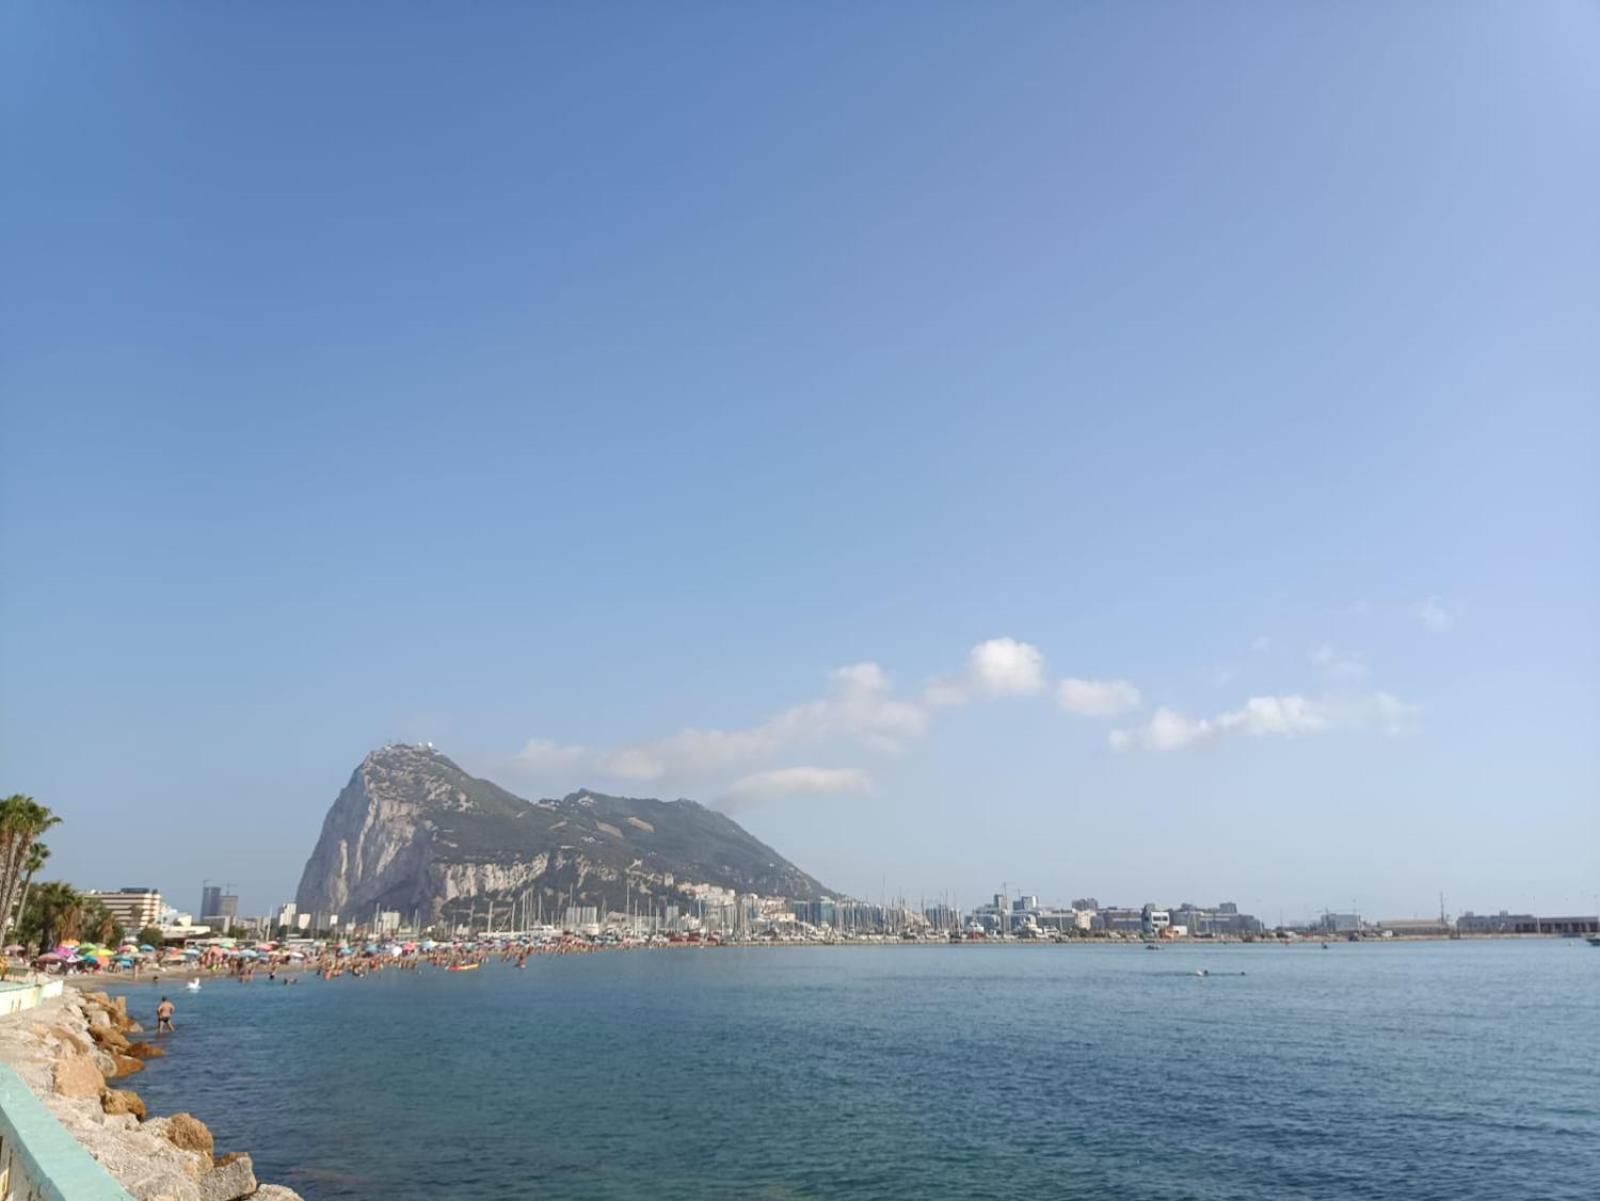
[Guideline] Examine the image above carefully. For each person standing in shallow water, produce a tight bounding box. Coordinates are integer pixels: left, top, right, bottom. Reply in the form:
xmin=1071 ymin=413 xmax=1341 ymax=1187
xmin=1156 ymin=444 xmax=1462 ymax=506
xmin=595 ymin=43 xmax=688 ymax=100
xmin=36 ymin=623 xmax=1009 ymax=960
xmin=156 ymin=996 xmax=175 ymax=1032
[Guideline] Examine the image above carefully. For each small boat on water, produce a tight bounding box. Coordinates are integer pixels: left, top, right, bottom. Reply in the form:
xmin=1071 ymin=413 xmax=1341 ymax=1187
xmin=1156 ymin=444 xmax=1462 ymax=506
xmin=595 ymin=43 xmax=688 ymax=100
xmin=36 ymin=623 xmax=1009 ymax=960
xmin=1587 ymin=936 xmax=1600 ymax=947
xmin=447 ymin=963 xmax=480 ymax=972
xmin=186 ymin=980 xmax=202 ymax=991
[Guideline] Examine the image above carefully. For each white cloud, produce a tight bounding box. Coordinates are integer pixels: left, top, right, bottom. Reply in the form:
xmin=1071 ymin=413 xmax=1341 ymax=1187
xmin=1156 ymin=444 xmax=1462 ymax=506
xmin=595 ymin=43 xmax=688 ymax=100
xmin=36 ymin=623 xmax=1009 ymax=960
xmin=513 ymin=738 xmax=592 ymax=774
xmin=1310 ymin=642 xmax=1368 ymax=680
xmin=1109 ymin=691 xmax=1419 ymax=752
xmin=967 ymin=637 xmax=1046 ymax=696
xmin=516 ymin=637 xmax=1036 ymax=792
xmin=1415 ymin=598 xmax=1453 ymax=632
xmin=516 ymin=660 xmax=926 ymax=784
xmin=1057 ymin=677 xmax=1142 ymax=717
xmin=719 ymin=766 xmax=873 ymax=811
xmin=923 ymin=637 xmax=1047 ymax=708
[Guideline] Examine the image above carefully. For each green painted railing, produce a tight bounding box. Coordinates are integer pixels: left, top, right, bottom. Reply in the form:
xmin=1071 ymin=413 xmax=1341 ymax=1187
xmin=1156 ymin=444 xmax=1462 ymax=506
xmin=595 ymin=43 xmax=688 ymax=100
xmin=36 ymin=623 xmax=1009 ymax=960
xmin=0 ymin=1063 xmax=134 ymax=1201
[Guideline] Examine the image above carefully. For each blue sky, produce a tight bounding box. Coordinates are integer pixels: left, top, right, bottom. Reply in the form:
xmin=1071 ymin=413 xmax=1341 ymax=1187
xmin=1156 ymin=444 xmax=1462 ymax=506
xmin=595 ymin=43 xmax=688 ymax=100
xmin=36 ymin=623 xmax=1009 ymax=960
xmin=3 ymin=2 xmax=1595 ymax=922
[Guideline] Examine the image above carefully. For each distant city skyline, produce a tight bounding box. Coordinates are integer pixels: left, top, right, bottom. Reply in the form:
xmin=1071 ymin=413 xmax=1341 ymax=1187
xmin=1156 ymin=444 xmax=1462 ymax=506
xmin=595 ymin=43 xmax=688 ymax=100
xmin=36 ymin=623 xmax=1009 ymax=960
xmin=2 ymin=4 xmax=1595 ymax=919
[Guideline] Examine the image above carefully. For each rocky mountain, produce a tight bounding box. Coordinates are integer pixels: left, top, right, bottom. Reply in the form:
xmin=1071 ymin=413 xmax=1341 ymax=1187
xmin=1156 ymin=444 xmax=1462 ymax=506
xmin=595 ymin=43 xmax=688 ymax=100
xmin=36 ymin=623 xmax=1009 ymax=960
xmin=294 ymin=744 xmax=832 ymax=927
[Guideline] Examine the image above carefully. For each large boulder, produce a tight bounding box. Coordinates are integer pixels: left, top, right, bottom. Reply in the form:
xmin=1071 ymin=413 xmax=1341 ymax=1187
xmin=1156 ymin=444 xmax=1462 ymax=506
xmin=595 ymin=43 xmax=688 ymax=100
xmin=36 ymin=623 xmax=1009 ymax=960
xmin=109 ymin=1053 xmax=146 ymax=1077
xmin=163 ymin=1113 xmax=215 ymax=1157
xmin=125 ymin=1172 xmax=201 ymax=1201
xmin=48 ymin=1023 xmax=95 ymax=1056
xmin=53 ymin=1053 xmax=106 ymax=1099
xmin=94 ymin=1024 xmax=133 ymax=1052
xmin=126 ymin=1041 xmax=166 ymax=1059
xmin=76 ymin=1120 xmax=207 ymax=1200
xmin=251 ymin=1187 xmax=307 ymax=1201
xmin=103 ymin=1087 xmax=148 ymax=1120
xmin=196 ymin=1153 xmax=255 ymax=1201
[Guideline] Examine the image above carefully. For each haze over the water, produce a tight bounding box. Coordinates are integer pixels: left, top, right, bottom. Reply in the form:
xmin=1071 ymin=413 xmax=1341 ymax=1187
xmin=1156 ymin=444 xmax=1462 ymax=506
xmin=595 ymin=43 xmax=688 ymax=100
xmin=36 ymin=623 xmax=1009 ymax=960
xmin=2 ymin=4 xmax=1595 ymax=923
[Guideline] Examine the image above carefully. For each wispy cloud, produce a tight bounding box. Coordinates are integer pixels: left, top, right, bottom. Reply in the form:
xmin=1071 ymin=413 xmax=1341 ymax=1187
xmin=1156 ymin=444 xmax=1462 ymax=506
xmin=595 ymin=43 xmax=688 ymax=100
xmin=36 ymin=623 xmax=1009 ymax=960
xmin=1310 ymin=642 xmax=1368 ymax=680
xmin=1057 ymin=677 xmax=1142 ymax=716
xmin=516 ymin=638 xmax=1047 ymax=794
xmin=1109 ymin=691 xmax=1420 ymax=752
xmin=1415 ymin=597 xmax=1453 ymax=632
xmin=516 ymin=632 xmax=1421 ymax=796
xmin=516 ymin=659 xmax=925 ymax=784
xmin=719 ymin=766 xmax=873 ymax=812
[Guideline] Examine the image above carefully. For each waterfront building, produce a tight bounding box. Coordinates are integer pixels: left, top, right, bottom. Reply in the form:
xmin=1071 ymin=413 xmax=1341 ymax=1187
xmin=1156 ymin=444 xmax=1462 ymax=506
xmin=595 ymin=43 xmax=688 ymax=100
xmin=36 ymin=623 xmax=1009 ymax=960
xmin=1140 ymin=904 xmax=1171 ymax=937
xmin=1169 ymin=902 xmax=1264 ymax=937
xmin=1093 ymin=907 xmax=1145 ymax=934
xmin=1317 ymin=912 xmax=1361 ymax=934
xmin=1376 ymin=917 xmax=1453 ymax=937
xmin=1457 ymin=911 xmax=1600 ymax=936
xmin=84 ymin=888 xmax=162 ymax=933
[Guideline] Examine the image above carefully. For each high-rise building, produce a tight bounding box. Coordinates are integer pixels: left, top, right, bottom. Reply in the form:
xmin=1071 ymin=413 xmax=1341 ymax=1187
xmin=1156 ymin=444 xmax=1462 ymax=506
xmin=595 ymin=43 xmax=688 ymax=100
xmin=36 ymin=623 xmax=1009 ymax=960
xmin=84 ymin=888 xmax=162 ymax=933
xmin=200 ymin=884 xmax=239 ymax=930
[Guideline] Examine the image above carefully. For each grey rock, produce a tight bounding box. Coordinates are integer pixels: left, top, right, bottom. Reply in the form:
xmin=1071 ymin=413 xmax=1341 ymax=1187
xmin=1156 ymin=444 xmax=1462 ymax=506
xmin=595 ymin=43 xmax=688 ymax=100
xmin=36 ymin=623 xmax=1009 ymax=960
xmin=196 ymin=1153 xmax=255 ymax=1201
xmin=295 ymin=743 xmax=833 ymax=925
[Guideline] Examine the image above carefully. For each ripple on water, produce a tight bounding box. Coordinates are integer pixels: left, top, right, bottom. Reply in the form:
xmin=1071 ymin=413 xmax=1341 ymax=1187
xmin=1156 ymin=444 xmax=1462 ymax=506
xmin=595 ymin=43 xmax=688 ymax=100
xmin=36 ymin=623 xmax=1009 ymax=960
xmin=109 ymin=942 xmax=1600 ymax=1201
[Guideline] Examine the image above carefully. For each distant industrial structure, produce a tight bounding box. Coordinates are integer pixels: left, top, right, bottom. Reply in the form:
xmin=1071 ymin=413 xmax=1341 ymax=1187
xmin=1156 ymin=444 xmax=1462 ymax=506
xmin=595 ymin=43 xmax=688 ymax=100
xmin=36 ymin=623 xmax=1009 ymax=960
xmin=1456 ymin=910 xmax=1599 ymax=936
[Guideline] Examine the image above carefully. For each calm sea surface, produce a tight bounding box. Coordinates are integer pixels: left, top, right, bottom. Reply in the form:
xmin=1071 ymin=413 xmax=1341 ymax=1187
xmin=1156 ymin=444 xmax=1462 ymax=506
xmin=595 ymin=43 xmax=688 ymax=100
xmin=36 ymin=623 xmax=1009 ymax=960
xmin=111 ymin=941 xmax=1598 ymax=1200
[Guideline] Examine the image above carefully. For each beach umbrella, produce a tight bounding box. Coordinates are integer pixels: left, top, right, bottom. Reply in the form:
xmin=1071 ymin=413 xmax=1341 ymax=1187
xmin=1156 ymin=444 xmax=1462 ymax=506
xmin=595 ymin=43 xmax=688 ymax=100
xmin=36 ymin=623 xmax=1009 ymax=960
xmin=115 ymin=956 xmax=134 ymax=967
xmin=137 ymin=944 xmax=156 ymax=953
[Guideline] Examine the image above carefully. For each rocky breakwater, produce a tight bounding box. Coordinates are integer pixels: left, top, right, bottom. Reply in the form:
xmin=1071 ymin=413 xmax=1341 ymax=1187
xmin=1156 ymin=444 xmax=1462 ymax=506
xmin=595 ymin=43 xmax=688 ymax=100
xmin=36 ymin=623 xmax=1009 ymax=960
xmin=0 ymin=988 xmax=301 ymax=1201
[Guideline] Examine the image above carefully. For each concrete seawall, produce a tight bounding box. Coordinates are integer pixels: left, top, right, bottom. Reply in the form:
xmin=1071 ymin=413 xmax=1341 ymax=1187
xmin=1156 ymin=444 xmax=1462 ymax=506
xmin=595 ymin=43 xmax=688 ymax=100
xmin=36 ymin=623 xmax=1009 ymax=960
xmin=0 ymin=978 xmax=65 ymax=1019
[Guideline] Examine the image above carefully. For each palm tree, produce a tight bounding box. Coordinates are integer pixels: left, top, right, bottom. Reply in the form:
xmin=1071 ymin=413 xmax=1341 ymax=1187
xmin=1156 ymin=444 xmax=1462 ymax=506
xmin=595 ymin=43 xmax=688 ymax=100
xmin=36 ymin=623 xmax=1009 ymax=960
xmin=10 ymin=842 xmax=49 ymax=945
xmin=0 ymin=797 xmax=61 ymax=943
xmin=20 ymin=881 xmax=83 ymax=955
xmin=79 ymin=897 xmax=119 ymax=946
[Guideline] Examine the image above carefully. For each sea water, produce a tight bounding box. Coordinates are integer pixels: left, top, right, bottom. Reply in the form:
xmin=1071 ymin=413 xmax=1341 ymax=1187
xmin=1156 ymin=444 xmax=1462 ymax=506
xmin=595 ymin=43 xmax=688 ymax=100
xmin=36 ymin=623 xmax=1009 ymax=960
xmin=113 ymin=940 xmax=1599 ymax=1200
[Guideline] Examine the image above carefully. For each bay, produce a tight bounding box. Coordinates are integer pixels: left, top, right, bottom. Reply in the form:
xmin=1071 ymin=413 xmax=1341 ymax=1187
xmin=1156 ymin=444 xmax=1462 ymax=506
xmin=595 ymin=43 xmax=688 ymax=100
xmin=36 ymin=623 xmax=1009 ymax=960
xmin=113 ymin=940 xmax=1599 ymax=1200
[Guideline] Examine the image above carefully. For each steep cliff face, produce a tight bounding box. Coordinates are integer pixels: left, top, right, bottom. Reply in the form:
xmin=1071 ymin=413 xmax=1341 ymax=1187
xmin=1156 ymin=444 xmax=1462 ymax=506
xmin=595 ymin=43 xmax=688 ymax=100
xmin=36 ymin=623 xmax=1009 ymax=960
xmin=294 ymin=744 xmax=475 ymax=919
xmin=294 ymin=744 xmax=831 ymax=925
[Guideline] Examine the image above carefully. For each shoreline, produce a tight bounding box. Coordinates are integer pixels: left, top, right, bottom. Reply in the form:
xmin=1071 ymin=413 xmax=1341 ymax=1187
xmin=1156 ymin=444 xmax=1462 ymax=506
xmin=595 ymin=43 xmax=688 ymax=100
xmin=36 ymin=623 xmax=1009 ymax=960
xmin=0 ymin=987 xmax=301 ymax=1201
